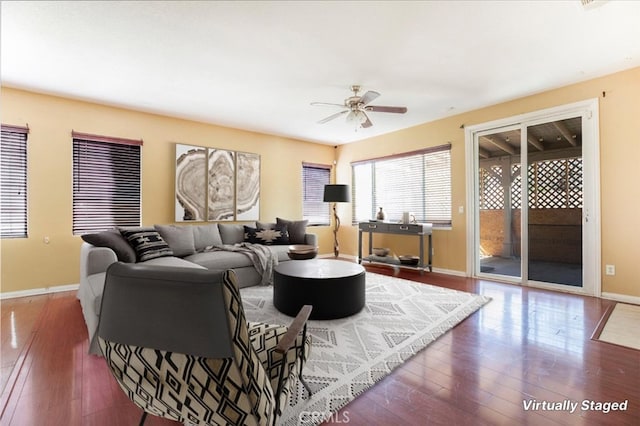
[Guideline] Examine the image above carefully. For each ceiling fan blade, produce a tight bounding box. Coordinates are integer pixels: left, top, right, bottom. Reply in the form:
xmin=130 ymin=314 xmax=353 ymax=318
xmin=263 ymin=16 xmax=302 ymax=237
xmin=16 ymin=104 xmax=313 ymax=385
xmin=360 ymin=112 xmax=373 ymax=128
xmin=359 ymin=91 xmax=380 ymax=106
xmin=366 ymin=105 xmax=408 ymax=114
xmin=311 ymin=102 xmax=345 ymax=108
xmin=318 ymin=110 xmax=348 ymax=124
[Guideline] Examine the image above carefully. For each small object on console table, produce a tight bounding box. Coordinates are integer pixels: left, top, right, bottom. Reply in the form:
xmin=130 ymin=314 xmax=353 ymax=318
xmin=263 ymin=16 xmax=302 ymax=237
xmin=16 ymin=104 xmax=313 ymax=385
xmin=398 ymin=255 xmax=420 ymax=266
xmin=372 ymin=247 xmax=390 ymax=257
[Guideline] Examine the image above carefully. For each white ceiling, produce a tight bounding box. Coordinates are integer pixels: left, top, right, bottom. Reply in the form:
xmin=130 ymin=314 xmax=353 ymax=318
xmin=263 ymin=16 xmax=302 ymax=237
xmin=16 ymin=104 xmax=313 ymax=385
xmin=2 ymin=1 xmax=639 ymax=145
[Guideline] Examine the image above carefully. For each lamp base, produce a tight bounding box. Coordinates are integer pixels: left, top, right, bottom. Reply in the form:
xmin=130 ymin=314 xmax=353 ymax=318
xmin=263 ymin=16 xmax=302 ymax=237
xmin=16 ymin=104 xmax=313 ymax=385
xmin=333 ymin=203 xmax=340 ymax=258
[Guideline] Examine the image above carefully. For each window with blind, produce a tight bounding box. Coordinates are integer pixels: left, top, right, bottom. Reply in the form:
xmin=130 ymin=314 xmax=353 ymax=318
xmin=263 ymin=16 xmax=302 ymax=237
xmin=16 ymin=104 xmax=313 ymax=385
xmin=351 ymin=144 xmax=452 ymax=226
xmin=302 ymin=163 xmax=331 ymax=225
xmin=72 ymin=132 xmax=142 ymax=235
xmin=1 ymin=125 xmax=29 ymax=238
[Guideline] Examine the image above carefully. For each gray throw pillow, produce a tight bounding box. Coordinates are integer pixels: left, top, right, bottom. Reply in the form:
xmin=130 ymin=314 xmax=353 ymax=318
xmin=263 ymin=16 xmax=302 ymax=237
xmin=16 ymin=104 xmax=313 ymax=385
xmin=81 ymin=230 xmax=136 ymax=263
xmin=219 ymin=223 xmax=255 ymax=245
xmin=192 ymin=223 xmax=223 ymax=251
xmin=154 ymin=224 xmax=196 ymax=257
xmin=119 ymin=227 xmax=174 ymax=262
xmin=257 ymin=221 xmax=276 ymax=230
xmin=276 ymin=218 xmax=308 ymax=244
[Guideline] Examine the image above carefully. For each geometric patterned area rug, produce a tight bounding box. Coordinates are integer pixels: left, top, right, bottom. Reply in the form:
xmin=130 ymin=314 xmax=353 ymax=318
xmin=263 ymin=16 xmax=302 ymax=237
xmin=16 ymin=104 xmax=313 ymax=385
xmin=241 ymin=272 xmax=491 ymax=425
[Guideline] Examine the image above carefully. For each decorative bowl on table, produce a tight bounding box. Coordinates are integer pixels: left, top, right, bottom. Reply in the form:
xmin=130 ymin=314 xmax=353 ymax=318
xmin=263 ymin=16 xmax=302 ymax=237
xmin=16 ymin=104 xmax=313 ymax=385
xmin=398 ymin=255 xmax=420 ymax=266
xmin=372 ymin=247 xmax=390 ymax=257
xmin=288 ymin=244 xmax=318 ymax=260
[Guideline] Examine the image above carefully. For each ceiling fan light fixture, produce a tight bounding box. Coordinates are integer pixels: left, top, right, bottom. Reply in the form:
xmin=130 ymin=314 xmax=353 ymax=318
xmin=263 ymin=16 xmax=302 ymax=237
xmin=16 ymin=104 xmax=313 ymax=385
xmin=345 ymin=110 xmax=363 ymax=124
xmin=312 ymin=85 xmax=407 ymax=130
xmin=346 ymin=110 xmax=367 ymax=129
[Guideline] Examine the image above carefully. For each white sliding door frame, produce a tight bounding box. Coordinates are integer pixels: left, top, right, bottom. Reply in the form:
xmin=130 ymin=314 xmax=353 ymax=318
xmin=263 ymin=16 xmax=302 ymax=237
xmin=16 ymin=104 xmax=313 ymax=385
xmin=465 ymin=99 xmax=601 ymax=296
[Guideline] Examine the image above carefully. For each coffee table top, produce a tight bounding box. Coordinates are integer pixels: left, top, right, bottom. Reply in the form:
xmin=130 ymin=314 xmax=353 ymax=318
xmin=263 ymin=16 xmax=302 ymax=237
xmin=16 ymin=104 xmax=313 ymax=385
xmin=275 ymin=259 xmax=364 ymax=280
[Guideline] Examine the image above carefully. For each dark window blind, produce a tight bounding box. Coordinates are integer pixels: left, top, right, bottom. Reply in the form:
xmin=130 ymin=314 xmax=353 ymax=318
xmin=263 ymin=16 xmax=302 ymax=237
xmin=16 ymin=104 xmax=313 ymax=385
xmin=72 ymin=133 xmax=142 ymax=234
xmin=302 ymin=163 xmax=330 ymax=225
xmin=1 ymin=125 xmax=29 ymax=238
xmin=351 ymin=145 xmax=452 ymax=226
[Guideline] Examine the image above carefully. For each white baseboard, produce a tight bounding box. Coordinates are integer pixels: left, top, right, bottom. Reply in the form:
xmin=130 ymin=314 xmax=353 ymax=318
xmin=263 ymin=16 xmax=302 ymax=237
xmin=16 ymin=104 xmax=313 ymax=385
xmin=601 ymin=292 xmax=640 ymax=305
xmin=0 ymin=283 xmax=79 ymax=300
xmin=431 ymin=267 xmax=466 ymax=276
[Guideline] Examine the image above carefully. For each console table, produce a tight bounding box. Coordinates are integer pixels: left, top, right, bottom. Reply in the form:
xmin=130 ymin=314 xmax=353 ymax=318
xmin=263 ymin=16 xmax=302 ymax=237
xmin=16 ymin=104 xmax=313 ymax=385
xmin=358 ymin=221 xmax=433 ymax=272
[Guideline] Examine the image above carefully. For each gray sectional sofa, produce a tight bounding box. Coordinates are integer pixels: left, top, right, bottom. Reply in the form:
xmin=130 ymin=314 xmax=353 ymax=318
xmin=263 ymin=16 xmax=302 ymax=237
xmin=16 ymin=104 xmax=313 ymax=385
xmin=77 ymin=219 xmax=316 ymax=355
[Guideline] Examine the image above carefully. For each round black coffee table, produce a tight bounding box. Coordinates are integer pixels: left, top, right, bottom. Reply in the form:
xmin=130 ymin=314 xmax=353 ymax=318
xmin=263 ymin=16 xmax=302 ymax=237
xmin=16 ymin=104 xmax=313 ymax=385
xmin=273 ymin=259 xmax=366 ymax=320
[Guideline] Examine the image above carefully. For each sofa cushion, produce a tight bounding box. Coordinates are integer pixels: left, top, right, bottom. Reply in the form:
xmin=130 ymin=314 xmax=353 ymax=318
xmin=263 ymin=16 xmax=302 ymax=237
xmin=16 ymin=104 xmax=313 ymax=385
xmin=243 ymin=225 xmax=289 ymax=245
xmin=276 ymin=218 xmax=309 ymax=244
xmin=81 ymin=230 xmax=136 ymax=263
xmin=119 ymin=227 xmax=174 ymax=262
xmin=142 ymin=256 xmax=207 ymax=269
xmin=184 ymin=251 xmax=254 ymax=270
xmin=192 ymin=224 xmax=223 ymax=251
xmin=219 ymin=223 xmax=255 ymax=245
xmin=155 ymin=224 xmax=196 ymax=257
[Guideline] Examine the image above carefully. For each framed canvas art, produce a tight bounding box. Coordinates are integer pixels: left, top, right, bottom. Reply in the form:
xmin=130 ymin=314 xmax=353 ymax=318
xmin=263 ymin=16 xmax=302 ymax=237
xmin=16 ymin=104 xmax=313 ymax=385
xmin=235 ymin=151 xmax=260 ymax=220
xmin=175 ymin=144 xmax=207 ymax=221
xmin=207 ymin=149 xmax=235 ymax=221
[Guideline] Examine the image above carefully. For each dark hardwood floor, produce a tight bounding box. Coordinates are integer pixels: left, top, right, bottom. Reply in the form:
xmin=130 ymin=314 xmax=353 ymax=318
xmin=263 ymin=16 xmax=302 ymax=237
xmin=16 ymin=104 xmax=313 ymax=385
xmin=1 ymin=265 xmax=638 ymax=425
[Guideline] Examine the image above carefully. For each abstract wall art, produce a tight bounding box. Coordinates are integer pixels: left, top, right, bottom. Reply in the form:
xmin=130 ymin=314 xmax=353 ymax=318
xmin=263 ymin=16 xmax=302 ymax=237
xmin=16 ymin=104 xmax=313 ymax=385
xmin=175 ymin=144 xmax=260 ymax=222
xmin=235 ymin=151 xmax=260 ymax=220
xmin=207 ymin=149 xmax=235 ymax=221
xmin=175 ymin=144 xmax=207 ymax=221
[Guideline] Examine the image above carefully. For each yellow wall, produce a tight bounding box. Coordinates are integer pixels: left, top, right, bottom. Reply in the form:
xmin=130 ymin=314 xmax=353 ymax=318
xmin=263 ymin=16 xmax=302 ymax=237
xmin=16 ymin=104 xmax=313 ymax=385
xmin=2 ymin=66 xmax=639 ymax=298
xmin=0 ymin=88 xmax=335 ymax=293
xmin=338 ymin=66 xmax=640 ymax=298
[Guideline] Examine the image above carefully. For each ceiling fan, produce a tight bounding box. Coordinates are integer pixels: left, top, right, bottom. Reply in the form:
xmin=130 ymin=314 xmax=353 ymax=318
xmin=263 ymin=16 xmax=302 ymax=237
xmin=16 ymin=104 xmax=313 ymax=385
xmin=311 ymin=85 xmax=407 ymax=129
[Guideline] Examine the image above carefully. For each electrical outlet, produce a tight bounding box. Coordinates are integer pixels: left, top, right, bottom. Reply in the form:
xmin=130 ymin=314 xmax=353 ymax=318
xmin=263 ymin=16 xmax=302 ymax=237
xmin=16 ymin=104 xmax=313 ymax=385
xmin=605 ymin=264 xmax=615 ymax=276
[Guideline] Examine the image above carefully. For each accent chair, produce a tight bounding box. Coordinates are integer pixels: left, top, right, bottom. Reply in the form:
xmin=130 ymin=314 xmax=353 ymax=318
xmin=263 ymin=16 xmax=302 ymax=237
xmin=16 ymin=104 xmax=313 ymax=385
xmin=96 ymin=262 xmax=312 ymax=425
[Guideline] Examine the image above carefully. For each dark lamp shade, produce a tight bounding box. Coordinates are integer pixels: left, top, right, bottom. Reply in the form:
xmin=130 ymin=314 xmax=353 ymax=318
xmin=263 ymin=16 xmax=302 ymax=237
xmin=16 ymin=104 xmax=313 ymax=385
xmin=323 ymin=184 xmax=351 ymax=203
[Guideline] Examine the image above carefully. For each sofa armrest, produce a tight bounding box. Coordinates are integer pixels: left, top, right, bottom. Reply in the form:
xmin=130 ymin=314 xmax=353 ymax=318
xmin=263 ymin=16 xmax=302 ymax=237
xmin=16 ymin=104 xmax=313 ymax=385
xmin=80 ymin=242 xmax=118 ymax=278
xmin=303 ymin=233 xmax=317 ymax=247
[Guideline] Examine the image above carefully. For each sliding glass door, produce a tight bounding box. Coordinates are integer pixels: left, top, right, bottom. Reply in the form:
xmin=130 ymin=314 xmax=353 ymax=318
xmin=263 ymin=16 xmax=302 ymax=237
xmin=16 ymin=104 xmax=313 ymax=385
xmin=526 ymin=118 xmax=583 ymax=286
xmin=476 ymin=125 xmax=522 ymax=280
xmin=467 ymin=100 xmax=600 ymax=295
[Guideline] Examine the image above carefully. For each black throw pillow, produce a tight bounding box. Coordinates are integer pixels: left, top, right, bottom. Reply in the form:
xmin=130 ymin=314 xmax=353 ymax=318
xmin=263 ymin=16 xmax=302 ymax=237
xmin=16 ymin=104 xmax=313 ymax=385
xmin=119 ymin=227 xmax=174 ymax=262
xmin=243 ymin=225 xmax=290 ymax=245
xmin=81 ymin=230 xmax=137 ymax=263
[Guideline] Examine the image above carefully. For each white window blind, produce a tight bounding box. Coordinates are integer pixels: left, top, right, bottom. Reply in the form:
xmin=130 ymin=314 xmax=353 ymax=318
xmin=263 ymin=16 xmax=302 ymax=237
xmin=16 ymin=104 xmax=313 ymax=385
xmin=72 ymin=132 xmax=142 ymax=235
xmin=302 ymin=163 xmax=330 ymax=225
xmin=1 ymin=125 xmax=29 ymax=238
xmin=351 ymin=144 xmax=451 ymax=226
